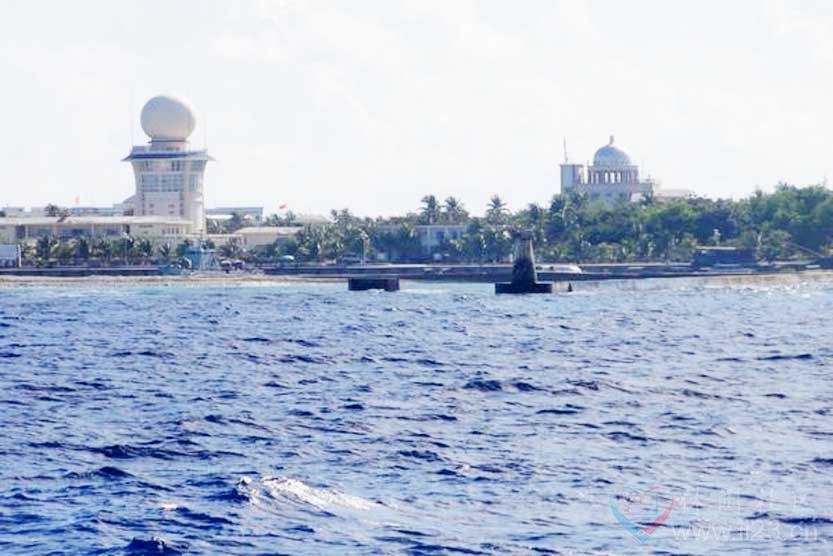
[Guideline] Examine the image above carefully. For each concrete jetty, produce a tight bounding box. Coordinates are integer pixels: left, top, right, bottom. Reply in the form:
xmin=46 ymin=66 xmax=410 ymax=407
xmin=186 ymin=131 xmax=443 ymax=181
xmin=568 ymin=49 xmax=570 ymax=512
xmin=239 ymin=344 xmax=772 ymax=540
xmin=348 ymin=275 xmax=400 ymax=292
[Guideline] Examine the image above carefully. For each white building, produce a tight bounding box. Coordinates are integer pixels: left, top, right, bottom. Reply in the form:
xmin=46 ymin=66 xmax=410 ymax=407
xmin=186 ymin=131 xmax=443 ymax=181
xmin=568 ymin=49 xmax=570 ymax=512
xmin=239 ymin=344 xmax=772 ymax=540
xmin=0 ymin=216 xmax=190 ymax=244
xmin=0 ymin=244 xmax=21 ymax=267
xmin=560 ymin=136 xmax=655 ymax=203
xmin=234 ymin=226 xmax=300 ymax=248
xmin=0 ymin=95 xmax=226 ymax=245
xmin=123 ymin=95 xmax=212 ymax=234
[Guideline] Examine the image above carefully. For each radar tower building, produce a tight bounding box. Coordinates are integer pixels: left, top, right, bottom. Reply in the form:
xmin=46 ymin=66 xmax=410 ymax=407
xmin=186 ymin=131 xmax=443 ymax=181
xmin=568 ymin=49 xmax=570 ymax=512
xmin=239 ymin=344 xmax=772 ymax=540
xmin=123 ymin=95 xmax=213 ymax=234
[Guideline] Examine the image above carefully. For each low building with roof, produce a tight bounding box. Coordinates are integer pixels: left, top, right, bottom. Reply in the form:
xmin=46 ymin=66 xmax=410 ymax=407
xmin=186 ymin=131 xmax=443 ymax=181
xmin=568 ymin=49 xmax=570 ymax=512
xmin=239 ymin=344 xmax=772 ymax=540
xmin=0 ymin=216 xmax=192 ymax=243
xmin=233 ymin=226 xmax=301 ymax=248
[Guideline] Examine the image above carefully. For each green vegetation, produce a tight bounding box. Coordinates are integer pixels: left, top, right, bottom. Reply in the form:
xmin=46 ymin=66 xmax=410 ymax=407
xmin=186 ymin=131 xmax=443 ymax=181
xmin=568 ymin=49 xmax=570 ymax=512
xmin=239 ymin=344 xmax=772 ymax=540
xmin=23 ymin=236 xmax=173 ymax=267
xmin=10 ymin=183 xmax=833 ymax=266
xmin=268 ymin=183 xmax=833 ymax=264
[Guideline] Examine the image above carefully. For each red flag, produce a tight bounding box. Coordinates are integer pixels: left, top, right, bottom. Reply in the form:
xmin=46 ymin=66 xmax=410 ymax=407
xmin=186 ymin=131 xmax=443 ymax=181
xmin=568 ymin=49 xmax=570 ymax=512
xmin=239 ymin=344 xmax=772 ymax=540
xmin=279 ymin=204 xmax=288 ymax=210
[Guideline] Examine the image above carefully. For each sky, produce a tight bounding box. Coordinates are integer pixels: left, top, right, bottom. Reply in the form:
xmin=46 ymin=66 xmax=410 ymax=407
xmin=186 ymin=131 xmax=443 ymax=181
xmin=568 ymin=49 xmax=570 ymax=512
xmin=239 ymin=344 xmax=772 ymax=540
xmin=1 ymin=0 xmax=832 ymax=217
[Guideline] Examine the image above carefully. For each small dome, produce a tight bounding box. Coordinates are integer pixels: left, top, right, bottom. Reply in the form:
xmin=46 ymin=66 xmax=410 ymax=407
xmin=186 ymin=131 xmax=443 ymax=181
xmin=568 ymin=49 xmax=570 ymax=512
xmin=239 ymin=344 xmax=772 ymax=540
xmin=593 ymin=135 xmax=631 ymax=167
xmin=140 ymin=95 xmax=196 ymax=141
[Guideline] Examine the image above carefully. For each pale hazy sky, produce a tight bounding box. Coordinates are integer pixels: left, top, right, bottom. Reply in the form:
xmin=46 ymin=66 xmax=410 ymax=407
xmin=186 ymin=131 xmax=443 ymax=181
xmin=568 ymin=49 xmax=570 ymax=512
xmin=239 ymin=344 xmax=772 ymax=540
xmin=1 ymin=0 xmax=832 ymax=217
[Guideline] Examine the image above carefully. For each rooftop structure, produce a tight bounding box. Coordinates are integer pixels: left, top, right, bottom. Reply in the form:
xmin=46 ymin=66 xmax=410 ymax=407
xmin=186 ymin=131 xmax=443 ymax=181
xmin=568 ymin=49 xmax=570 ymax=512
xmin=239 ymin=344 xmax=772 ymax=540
xmin=206 ymin=207 xmax=264 ymax=224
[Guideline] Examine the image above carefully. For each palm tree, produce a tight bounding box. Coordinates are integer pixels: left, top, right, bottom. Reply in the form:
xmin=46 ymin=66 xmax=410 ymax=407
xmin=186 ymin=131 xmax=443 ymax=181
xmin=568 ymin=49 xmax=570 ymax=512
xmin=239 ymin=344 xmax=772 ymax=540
xmin=44 ymin=204 xmax=62 ymax=217
xmin=19 ymin=242 xmax=34 ymax=266
xmin=461 ymin=220 xmax=487 ymax=262
xmin=218 ymin=238 xmax=243 ymax=259
xmin=419 ymin=195 xmax=441 ymax=225
xmin=485 ymin=195 xmax=508 ymax=224
xmin=133 ymin=238 xmax=154 ymax=263
xmin=225 ymin=212 xmax=247 ymax=232
xmin=73 ymin=237 xmax=91 ymax=262
xmin=35 ymin=236 xmax=57 ymax=265
xmin=443 ymin=197 xmax=468 ymax=224
xmin=265 ymin=211 xmax=297 ymax=226
xmin=54 ymin=240 xmax=74 ymax=264
xmin=483 ymin=226 xmax=513 ymax=262
xmin=395 ymin=223 xmax=422 ymax=261
xmin=157 ymin=243 xmax=172 ymax=263
xmin=117 ymin=236 xmax=135 ymax=265
xmin=370 ymin=228 xmax=399 ymax=262
xmin=92 ymin=238 xmax=114 ymax=263
xmin=520 ymin=203 xmax=547 ymax=245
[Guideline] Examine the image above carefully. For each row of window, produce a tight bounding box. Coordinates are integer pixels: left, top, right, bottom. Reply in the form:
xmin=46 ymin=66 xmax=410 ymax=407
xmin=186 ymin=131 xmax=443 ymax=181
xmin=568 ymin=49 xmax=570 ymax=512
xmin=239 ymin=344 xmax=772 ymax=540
xmin=137 ymin=160 xmax=205 ymax=172
xmin=419 ymin=230 xmax=461 ymax=243
xmin=141 ymin=173 xmax=184 ymax=192
xmin=20 ymin=226 xmax=125 ymax=239
xmin=140 ymin=173 xmax=204 ymax=193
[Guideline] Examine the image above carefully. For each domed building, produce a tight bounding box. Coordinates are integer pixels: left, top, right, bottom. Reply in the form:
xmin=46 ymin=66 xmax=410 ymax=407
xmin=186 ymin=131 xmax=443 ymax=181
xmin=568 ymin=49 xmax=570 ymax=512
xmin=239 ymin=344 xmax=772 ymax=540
xmin=560 ymin=136 xmax=654 ymax=203
xmin=123 ymin=95 xmax=212 ymax=234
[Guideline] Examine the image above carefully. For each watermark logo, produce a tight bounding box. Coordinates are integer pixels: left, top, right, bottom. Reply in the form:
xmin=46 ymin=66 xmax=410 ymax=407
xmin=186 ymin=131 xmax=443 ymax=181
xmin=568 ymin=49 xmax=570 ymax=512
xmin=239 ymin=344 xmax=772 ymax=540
xmin=609 ymin=486 xmax=674 ymax=543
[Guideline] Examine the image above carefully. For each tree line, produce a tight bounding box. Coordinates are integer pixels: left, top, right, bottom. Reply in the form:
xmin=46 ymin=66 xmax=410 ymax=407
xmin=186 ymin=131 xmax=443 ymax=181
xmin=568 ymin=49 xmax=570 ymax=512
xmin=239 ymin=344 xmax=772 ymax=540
xmin=18 ymin=236 xmax=245 ymax=267
xmin=11 ymin=183 xmax=833 ymax=266
xmin=267 ymin=184 xmax=833 ymax=264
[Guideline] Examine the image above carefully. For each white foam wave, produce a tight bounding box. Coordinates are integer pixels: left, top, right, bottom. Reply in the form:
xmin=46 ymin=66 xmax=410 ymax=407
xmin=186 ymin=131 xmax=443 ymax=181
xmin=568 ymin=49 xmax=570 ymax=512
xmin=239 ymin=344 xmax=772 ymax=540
xmin=262 ymin=476 xmax=377 ymax=511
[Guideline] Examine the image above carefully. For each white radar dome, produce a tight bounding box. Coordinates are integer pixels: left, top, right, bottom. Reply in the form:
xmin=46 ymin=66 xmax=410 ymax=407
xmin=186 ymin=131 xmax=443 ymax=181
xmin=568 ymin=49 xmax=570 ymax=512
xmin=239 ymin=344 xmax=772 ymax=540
xmin=140 ymin=95 xmax=197 ymax=141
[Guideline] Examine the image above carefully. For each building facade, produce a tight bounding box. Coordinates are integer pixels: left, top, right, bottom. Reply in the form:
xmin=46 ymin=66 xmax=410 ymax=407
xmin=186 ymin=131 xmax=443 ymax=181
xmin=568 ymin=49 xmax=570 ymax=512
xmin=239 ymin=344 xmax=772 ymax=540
xmin=234 ymin=226 xmax=300 ymax=248
xmin=0 ymin=244 xmax=21 ymax=267
xmin=123 ymin=95 xmax=211 ymax=234
xmin=560 ymin=136 xmax=655 ymax=203
xmin=0 ymin=216 xmax=191 ymax=244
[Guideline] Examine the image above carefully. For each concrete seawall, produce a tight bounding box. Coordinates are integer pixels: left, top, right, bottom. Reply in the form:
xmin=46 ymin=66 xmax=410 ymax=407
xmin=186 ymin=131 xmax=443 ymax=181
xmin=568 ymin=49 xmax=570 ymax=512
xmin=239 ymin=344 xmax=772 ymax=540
xmin=263 ymin=262 xmax=813 ymax=282
xmin=0 ymin=261 xmax=820 ymax=282
xmin=0 ymin=267 xmax=162 ymax=277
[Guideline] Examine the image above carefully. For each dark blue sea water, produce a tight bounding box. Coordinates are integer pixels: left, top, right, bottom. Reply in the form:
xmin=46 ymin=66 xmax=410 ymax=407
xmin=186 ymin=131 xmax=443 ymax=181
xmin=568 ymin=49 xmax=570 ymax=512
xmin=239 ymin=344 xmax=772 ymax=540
xmin=1 ymin=277 xmax=832 ymax=555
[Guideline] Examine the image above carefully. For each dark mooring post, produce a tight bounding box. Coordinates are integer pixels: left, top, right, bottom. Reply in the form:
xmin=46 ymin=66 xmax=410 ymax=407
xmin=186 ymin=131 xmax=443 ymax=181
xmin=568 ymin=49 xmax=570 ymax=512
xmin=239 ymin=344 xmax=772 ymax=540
xmin=495 ymin=232 xmax=553 ymax=294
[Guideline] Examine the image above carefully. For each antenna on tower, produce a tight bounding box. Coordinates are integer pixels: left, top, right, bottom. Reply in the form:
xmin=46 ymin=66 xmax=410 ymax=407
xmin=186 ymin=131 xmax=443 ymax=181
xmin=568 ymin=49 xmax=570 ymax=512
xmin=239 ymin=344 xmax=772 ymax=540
xmin=203 ymin=111 xmax=207 ymax=151
xmin=129 ymin=88 xmax=134 ymax=148
xmin=563 ymin=138 xmax=569 ymax=164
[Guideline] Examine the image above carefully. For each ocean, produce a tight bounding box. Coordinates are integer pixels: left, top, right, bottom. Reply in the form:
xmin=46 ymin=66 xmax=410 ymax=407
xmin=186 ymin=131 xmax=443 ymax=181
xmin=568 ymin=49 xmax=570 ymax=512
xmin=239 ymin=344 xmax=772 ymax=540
xmin=1 ymin=278 xmax=832 ymax=555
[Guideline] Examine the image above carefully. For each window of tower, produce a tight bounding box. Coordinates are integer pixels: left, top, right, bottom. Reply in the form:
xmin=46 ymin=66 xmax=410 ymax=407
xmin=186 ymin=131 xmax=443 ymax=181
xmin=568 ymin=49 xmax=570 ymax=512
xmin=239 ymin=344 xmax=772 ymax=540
xmin=159 ymin=174 xmax=183 ymax=192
